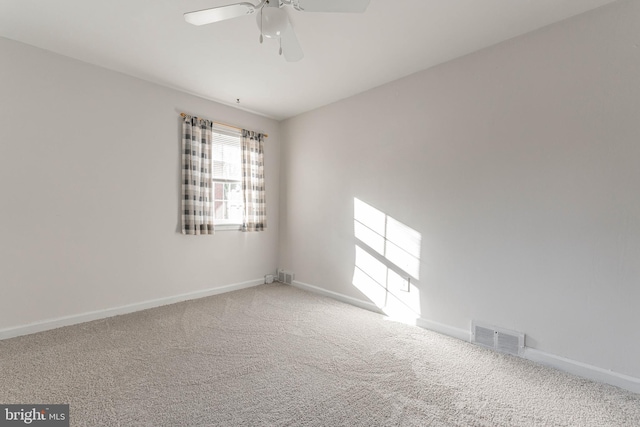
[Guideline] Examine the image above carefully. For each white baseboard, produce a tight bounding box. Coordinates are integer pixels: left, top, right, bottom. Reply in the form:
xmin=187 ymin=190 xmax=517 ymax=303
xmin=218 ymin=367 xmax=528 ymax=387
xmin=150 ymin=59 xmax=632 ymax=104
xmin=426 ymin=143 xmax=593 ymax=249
xmin=416 ymin=318 xmax=471 ymax=342
xmin=523 ymin=348 xmax=640 ymax=394
xmin=291 ymin=281 xmax=470 ymax=340
xmin=0 ymin=278 xmax=264 ymax=341
xmin=289 ymin=280 xmax=640 ymax=395
xmin=291 ymin=280 xmax=384 ymax=314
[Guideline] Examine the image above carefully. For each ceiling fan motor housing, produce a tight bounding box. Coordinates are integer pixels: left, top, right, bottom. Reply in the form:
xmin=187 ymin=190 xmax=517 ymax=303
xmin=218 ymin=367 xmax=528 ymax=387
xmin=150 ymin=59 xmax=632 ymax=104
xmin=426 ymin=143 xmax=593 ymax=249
xmin=259 ymin=2 xmax=288 ymax=38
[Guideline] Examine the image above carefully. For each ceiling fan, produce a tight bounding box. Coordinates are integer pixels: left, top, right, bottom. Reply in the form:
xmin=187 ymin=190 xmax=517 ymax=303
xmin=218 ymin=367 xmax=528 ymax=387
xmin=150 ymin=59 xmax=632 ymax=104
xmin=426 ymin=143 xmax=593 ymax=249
xmin=184 ymin=0 xmax=372 ymax=62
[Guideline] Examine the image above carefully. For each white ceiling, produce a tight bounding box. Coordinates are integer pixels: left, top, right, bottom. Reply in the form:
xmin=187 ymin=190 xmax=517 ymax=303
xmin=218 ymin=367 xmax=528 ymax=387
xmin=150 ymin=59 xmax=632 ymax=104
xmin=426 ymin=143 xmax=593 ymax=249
xmin=0 ymin=0 xmax=619 ymax=120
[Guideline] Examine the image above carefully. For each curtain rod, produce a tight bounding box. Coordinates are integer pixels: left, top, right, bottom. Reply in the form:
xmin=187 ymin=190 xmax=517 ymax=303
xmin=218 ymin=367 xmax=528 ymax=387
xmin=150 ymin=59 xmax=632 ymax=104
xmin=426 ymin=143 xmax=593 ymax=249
xmin=180 ymin=113 xmax=268 ymax=138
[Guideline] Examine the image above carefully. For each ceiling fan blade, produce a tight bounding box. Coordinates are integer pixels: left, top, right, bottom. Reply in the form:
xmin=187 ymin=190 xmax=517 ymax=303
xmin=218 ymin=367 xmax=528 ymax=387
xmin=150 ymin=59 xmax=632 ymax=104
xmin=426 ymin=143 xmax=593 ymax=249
xmin=281 ymin=22 xmax=304 ymax=62
xmin=184 ymin=2 xmax=258 ymax=26
xmin=295 ymin=0 xmax=371 ymax=13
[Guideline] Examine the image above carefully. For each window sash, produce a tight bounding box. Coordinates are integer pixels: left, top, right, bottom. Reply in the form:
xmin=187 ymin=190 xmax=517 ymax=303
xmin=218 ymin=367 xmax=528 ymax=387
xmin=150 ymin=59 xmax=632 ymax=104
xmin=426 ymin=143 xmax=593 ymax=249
xmin=212 ymin=129 xmax=242 ymax=181
xmin=212 ymin=127 xmax=243 ymax=227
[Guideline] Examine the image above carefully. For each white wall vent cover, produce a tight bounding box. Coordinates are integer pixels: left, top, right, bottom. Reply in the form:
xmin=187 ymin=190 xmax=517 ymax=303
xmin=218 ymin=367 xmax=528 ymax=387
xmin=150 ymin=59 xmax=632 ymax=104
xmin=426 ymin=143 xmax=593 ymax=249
xmin=471 ymin=321 xmax=525 ymax=356
xmin=277 ymin=269 xmax=295 ymax=285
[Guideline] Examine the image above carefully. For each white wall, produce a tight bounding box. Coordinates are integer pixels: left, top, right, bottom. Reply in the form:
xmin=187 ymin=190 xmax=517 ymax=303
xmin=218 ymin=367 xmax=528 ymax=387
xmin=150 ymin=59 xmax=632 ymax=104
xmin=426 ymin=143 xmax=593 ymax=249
xmin=1 ymin=0 xmax=638 ymax=387
xmin=279 ymin=0 xmax=640 ymax=379
xmin=0 ymin=37 xmax=280 ymax=331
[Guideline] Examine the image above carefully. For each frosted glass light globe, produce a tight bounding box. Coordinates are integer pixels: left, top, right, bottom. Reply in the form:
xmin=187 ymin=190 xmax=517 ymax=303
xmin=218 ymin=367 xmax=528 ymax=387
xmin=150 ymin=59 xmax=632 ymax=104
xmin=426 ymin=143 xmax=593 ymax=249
xmin=257 ymin=7 xmax=288 ymax=38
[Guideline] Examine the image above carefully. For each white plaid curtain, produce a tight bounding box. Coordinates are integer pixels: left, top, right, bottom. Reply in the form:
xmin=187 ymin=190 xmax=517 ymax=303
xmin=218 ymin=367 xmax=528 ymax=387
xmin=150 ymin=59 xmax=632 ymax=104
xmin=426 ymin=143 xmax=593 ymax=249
xmin=241 ymin=130 xmax=266 ymax=232
xmin=181 ymin=116 xmax=214 ymax=235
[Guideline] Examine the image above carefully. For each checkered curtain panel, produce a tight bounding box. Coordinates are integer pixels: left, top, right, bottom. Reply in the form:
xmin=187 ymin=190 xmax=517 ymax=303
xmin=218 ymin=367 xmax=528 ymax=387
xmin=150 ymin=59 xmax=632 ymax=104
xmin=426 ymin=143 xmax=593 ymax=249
xmin=181 ymin=116 xmax=214 ymax=235
xmin=241 ymin=130 xmax=266 ymax=232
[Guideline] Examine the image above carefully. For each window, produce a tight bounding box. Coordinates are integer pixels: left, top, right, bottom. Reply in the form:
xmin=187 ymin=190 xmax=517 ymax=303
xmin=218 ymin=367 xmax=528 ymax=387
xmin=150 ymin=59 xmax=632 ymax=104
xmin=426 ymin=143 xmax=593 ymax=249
xmin=212 ymin=127 xmax=243 ymax=229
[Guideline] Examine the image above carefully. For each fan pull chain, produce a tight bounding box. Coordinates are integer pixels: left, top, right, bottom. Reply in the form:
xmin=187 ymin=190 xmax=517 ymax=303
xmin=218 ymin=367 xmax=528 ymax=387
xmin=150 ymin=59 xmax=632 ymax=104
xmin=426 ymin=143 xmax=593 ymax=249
xmin=259 ymin=9 xmax=264 ymax=43
xmin=279 ymin=38 xmax=283 ymax=55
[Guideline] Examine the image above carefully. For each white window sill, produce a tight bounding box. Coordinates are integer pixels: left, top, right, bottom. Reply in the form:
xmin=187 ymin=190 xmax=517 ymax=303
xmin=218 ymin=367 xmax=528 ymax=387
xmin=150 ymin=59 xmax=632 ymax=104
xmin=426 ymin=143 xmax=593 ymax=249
xmin=215 ymin=223 xmax=243 ymax=232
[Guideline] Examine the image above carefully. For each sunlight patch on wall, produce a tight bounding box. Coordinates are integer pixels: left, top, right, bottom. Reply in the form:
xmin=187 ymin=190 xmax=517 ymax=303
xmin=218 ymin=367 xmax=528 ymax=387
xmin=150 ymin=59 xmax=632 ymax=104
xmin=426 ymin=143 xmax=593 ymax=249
xmin=353 ymin=246 xmax=387 ymax=308
xmin=354 ymin=198 xmax=421 ymax=279
xmin=353 ymin=198 xmax=422 ymax=324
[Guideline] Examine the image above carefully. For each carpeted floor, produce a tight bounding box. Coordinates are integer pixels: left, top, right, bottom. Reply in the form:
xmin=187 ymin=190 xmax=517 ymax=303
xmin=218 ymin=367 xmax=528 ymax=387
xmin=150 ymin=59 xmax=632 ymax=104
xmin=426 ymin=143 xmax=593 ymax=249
xmin=0 ymin=283 xmax=638 ymax=426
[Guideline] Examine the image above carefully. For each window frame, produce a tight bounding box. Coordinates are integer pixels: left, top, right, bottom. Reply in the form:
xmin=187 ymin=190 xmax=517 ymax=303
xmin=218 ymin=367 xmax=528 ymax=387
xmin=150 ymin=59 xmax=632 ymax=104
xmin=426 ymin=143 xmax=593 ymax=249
xmin=211 ymin=126 xmax=244 ymax=231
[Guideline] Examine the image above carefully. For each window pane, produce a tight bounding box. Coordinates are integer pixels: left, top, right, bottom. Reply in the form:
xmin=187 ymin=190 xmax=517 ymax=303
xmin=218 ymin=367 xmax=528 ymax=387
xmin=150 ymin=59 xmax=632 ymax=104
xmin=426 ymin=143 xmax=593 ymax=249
xmin=227 ymin=182 xmax=243 ymax=222
xmin=212 ymin=128 xmax=243 ymax=225
xmin=214 ymin=182 xmax=224 ymax=200
xmin=212 ymin=132 xmax=241 ymax=180
xmin=212 ymin=180 xmax=243 ymax=223
xmin=215 ymin=201 xmax=227 ymax=220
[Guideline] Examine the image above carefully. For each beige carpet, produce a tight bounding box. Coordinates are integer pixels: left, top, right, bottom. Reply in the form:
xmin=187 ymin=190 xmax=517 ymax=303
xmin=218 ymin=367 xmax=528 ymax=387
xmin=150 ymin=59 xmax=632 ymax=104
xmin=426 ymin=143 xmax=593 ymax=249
xmin=0 ymin=283 xmax=638 ymax=426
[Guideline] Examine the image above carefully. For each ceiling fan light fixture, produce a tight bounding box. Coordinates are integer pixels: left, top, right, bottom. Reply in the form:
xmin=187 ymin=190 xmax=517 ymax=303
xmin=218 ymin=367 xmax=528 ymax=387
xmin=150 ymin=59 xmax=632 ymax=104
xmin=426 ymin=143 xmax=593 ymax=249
xmin=258 ymin=7 xmax=288 ymax=38
xmin=185 ymin=0 xmax=371 ymax=62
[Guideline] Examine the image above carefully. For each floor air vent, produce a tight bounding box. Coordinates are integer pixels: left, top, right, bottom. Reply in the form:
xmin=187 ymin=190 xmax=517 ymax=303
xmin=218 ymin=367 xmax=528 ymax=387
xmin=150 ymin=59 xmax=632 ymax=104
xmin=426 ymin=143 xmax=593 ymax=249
xmin=472 ymin=322 xmax=524 ymax=356
xmin=277 ymin=269 xmax=295 ymax=285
